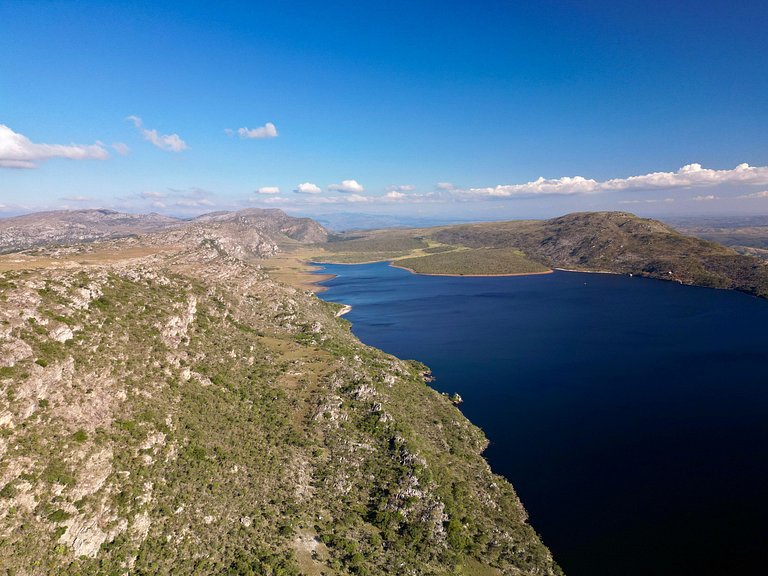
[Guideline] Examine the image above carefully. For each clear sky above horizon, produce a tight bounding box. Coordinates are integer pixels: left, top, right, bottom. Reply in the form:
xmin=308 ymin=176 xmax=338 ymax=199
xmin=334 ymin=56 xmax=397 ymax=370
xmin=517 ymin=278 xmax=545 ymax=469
xmin=2 ymin=0 xmax=767 ymax=222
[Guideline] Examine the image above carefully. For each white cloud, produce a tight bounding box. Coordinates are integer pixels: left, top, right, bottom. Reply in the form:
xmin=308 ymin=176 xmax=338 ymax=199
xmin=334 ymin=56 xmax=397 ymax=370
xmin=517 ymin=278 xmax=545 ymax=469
xmin=467 ymin=163 xmax=768 ymax=199
xmin=602 ymin=163 xmax=768 ymax=190
xmin=618 ymin=198 xmax=675 ymax=205
xmin=260 ymin=196 xmax=290 ymax=204
xmin=174 ymin=198 xmax=215 ymax=207
xmin=294 ymin=182 xmax=322 ymax=194
xmin=469 ymin=176 xmax=599 ymax=198
xmin=328 ymin=179 xmax=364 ymax=193
xmin=256 ymin=186 xmax=281 ymax=194
xmin=436 ymin=182 xmax=457 ymax=191
xmin=139 ymin=190 xmax=166 ymax=199
xmin=227 ymin=123 xmax=278 ymax=139
xmin=386 ymin=191 xmax=406 ymax=199
xmin=737 ymin=190 xmax=768 ymax=199
xmin=0 ymin=124 xmax=109 ymax=168
xmin=692 ymin=194 xmax=719 ymax=201
xmin=387 ymin=184 xmax=415 ymax=192
xmin=112 ymin=142 xmax=130 ymax=155
xmin=60 ymin=195 xmax=93 ymax=202
xmin=127 ymin=115 xmax=187 ymax=152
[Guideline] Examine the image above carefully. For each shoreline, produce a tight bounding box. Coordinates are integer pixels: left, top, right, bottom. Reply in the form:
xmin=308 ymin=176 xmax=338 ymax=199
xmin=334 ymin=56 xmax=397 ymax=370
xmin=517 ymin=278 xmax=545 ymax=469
xmin=308 ymin=258 xmax=556 ymax=280
xmin=553 ymin=267 xmax=619 ymax=275
xmin=390 ymin=262 xmax=554 ymax=277
xmin=305 ymin=260 xmax=634 ymax=293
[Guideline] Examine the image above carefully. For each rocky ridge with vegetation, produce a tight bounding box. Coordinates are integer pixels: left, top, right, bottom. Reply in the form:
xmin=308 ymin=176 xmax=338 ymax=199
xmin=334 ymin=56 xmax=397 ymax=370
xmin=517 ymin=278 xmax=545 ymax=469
xmin=0 ymin=211 xmax=560 ymax=575
xmin=0 ymin=208 xmax=328 ymax=255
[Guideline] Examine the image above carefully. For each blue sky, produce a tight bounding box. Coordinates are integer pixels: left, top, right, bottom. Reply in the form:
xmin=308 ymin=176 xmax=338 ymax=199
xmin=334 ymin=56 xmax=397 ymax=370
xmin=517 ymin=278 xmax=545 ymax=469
xmin=2 ymin=0 xmax=767 ymax=221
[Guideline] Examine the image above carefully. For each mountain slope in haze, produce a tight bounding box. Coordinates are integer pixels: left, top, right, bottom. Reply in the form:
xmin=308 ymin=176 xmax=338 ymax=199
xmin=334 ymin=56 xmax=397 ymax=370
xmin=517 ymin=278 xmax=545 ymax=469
xmin=0 ymin=228 xmax=559 ymax=575
xmin=663 ymin=215 xmax=768 ymax=260
xmin=0 ymin=208 xmax=328 ymax=255
xmin=0 ymin=210 xmax=181 ymax=254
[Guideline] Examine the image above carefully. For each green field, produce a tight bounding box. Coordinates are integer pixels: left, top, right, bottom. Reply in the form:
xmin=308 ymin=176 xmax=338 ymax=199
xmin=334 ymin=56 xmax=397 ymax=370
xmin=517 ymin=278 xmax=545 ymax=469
xmin=394 ymin=248 xmax=550 ymax=276
xmin=312 ymin=229 xmax=552 ymax=276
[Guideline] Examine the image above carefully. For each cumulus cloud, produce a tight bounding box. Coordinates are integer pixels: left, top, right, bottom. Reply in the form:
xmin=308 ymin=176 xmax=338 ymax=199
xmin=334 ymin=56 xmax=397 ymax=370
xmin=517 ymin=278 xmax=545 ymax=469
xmin=127 ymin=115 xmax=187 ymax=152
xmin=294 ymin=182 xmax=322 ymax=194
xmin=0 ymin=124 xmax=109 ymax=168
xmin=692 ymin=194 xmax=719 ymax=201
xmin=470 ymin=176 xmax=598 ymax=197
xmin=737 ymin=190 xmax=768 ymax=199
xmin=435 ymin=182 xmax=457 ymax=191
xmin=226 ymin=123 xmax=278 ymax=139
xmin=467 ymin=163 xmax=768 ymax=198
xmin=256 ymin=186 xmax=281 ymax=194
xmin=387 ymin=184 xmax=415 ymax=192
xmin=328 ymin=179 xmax=364 ymax=193
xmin=602 ymin=163 xmax=768 ymax=190
xmin=386 ymin=191 xmax=406 ymax=199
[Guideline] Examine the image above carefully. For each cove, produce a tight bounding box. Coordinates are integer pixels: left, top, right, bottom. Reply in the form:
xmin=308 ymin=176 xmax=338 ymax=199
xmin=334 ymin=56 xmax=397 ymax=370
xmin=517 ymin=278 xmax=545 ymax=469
xmin=314 ymin=262 xmax=768 ymax=576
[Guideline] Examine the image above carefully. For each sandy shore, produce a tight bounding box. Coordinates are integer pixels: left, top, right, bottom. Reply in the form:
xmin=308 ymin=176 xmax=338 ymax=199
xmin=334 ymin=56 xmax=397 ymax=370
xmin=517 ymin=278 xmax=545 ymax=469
xmin=390 ymin=262 xmax=554 ymax=278
xmin=553 ymin=267 xmax=619 ymax=275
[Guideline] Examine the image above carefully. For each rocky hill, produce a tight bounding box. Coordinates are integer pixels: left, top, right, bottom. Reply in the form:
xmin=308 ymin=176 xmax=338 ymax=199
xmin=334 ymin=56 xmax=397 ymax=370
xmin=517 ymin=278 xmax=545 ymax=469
xmin=0 ymin=210 xmax=180 ymax=254
xmin=0 ymin=227 xmax=559 ymax=575
xmin=432 ymin=212 xmax=768 ymax=297
xmin=0 ymin=208 xmax=328 ymax=255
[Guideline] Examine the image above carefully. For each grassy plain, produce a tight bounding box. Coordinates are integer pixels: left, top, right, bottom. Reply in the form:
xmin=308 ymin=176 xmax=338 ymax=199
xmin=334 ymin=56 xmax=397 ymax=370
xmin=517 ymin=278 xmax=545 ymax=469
xmin=307 ymin=228 xmax=552 ymax=277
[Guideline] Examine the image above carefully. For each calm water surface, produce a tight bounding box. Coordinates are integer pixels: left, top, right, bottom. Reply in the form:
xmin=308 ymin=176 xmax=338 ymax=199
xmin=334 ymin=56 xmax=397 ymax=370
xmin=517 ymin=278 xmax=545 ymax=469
xmin=315 ymin=262 xmax=768 ymax=576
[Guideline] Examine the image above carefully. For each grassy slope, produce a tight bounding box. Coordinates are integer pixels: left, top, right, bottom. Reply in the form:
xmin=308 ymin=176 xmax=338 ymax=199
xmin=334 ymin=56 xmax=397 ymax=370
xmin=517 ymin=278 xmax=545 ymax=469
xmin=313 ymin=229 xmax=549 ymax=275
xmin=394 ymin=248 xmax=550 ymax=276
xmin=0 ymin=244 xmax=561 ymax=575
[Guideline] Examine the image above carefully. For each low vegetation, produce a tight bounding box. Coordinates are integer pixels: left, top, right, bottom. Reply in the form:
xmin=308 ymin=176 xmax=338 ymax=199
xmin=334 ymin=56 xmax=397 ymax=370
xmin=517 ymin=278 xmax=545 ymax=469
xmin=0 ymin=223 xmax=561 ymax=575
xmin=394 ymin=248 xmax=550 ymax=276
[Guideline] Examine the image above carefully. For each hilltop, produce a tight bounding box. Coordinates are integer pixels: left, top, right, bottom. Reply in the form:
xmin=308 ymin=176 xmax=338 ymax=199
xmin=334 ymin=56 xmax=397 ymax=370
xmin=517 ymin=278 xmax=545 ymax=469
xmin=0 ymin=212 xmax=559 ymax=575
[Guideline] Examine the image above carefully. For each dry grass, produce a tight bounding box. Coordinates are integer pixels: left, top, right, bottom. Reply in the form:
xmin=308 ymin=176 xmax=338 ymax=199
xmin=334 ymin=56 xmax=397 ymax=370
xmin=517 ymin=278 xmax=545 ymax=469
xmin=0 ymin=246 xmax=170 ymax=272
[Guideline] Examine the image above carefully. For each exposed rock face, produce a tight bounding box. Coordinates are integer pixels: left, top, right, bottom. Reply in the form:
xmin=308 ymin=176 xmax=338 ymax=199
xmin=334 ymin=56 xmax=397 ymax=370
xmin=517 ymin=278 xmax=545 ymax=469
xmin=0 ymin=230 xmax=560 ymax=575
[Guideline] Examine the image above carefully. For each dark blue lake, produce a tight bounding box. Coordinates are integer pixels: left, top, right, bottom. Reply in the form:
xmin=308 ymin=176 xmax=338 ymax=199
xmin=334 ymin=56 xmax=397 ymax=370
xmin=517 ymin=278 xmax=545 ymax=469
xmin=314 ymin=262 xmax=768 ymax=576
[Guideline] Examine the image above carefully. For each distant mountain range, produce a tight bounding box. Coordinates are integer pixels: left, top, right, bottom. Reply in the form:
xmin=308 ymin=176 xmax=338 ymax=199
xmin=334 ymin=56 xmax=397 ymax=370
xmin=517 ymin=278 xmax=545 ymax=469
xmin=0 ymin=208 xmax=328 ymax=255
xmin=2 ymin=208 xmax=766 ymax=298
